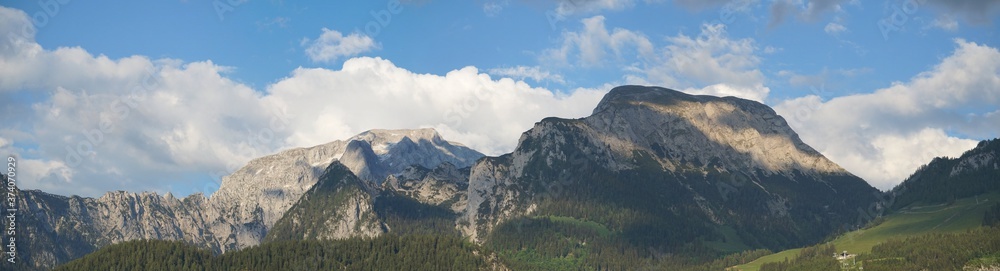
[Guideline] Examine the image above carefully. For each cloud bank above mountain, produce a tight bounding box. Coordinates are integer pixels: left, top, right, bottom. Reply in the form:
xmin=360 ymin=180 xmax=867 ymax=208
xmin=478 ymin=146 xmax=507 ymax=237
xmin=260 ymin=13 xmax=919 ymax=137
xmin=0 ymin=4 xmax=996 ymax=197
xmin=0 ymin=6 xmax=606 ymax=197
xmin=775 ymin=39 xmax=1000 ymax=189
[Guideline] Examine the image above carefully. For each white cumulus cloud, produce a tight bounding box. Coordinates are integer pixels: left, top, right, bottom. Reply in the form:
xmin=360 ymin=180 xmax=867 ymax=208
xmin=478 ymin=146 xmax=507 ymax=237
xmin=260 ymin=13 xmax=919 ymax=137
xmin=0 ymin=6 xmax=606 ymax=197
xmin=266 ymin=58 xmax=606 ymax=155
xmin=774 ymin=39 xmax=1000 ymax=190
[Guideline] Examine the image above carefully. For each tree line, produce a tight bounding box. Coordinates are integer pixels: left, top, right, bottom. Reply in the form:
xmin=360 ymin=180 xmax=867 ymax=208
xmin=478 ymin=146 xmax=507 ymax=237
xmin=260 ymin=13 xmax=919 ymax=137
xmin=55 ymin=234 xmax=495 ymax=271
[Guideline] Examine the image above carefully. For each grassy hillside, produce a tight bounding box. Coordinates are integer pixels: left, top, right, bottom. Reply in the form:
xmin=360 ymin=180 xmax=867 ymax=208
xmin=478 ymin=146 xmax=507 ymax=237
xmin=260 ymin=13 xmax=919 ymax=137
xmin=735 ymin=192 xmax=1000 ymax=271
xmin=746 ymin=226 xmax=1000 ymax=271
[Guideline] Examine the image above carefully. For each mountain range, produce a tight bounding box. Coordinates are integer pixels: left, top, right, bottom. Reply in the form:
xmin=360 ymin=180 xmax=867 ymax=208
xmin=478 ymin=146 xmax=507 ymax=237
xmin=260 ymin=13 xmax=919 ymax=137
xmin=4 ymin=85 xmax=997 ymax=270
xmin=7 ymin=128 xmax=483 ymax=270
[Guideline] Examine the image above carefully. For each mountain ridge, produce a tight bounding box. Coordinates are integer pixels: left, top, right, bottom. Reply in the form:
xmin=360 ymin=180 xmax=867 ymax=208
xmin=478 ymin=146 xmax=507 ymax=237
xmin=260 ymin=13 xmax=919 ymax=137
xmin=462 ymin=85 xmax=880 ymax=252
xmin=11 ymin=85 xmax=902 ymax=270
xmin=8 ymin=127 xmax=484 ymax=270
xmin=890 ymin=138 xmax=1000 ymax=209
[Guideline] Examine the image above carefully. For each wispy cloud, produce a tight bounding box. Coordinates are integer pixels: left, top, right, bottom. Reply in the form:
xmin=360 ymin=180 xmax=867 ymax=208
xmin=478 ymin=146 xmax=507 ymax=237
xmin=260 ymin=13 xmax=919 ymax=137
xmin=542 ymin=16 xmax=654 ymax=67
xmin=257 ymin=16 xmax=291 ymax=30
xmin=302 ymin=28 xmax=379 ymax=63
xmin=488 ymin=66 xmax=566 ymax=84
xmin=824 ymin=22 xmax=847 ymax=35
xmin=543 ymin=16 xmax=769 ymax=101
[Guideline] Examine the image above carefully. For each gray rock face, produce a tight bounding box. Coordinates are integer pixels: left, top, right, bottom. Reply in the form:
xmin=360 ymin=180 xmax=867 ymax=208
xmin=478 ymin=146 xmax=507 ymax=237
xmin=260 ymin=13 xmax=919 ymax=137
xmin=12 ymin=128 xmax=484 ymax=269
xmin=585 ymin=86 xmax=846 ymax=176
xmin=11 ymin=189 xmax=219 ymax=270
xmin=352 ymin=129 xmax=484 ymax=178
xmin=949 ymin=151 xmax=998 ymax=177
xmin=208 ymin=128 xmax=483 ymax=250
xmin=383 ymin=162 xmax=471 ymax=212
xmin=461 ymin=155 xmax=521 ymax=241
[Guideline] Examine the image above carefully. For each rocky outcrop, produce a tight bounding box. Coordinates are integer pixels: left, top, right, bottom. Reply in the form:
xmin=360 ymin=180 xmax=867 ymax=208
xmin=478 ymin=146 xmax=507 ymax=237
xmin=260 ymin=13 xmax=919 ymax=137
xmin=383 ymin=162 xmax=470 ymax=212
xmin=950 ymin=150 xmax=998 ymax=177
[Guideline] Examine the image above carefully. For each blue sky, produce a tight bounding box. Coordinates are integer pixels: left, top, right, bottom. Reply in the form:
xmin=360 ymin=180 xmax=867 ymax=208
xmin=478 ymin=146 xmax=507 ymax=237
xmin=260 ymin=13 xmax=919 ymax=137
xmin=0 ymin=0 xmax=998 ymax=197
xmin=4 ymin=0 xmax=994 ymax=94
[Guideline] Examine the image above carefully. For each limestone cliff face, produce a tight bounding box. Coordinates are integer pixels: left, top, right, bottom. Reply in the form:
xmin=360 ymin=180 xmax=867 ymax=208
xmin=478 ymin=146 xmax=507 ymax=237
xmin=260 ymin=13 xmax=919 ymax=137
xmin=948 ymin=142 xmax=998 ymax=177
xmin=11 ymin=189 xmax=218 ymax=270
xmin=382 ymin=162 xmax=470 ymax=212
xmin=584 ymin=85 xmax=846 ymax=176
xmin=12 ymin=128 xmax=483 ymax=269
xmin=460 ymin=85 xmax=879 ymax=247
xmin=207 ymin=128 xmax=483 ymax=251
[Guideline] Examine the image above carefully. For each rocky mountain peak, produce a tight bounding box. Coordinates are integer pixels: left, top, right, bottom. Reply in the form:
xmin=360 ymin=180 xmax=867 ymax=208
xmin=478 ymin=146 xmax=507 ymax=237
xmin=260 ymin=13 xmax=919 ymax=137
xmin=350 ymin=128 xmax=447 ymax=152
xmin=585 ymin=85 xmax=847 ymax=176
xmin=463 ymin=85 xmax=879 ymax=245
xmin=200 ymin=127 xmax=483 ymax=251
xmin=593 ymin=85 xmax=694 ymax=114
xmin=345 ymin=128 xmax=484 ymax=181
